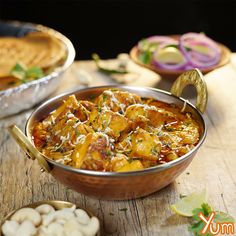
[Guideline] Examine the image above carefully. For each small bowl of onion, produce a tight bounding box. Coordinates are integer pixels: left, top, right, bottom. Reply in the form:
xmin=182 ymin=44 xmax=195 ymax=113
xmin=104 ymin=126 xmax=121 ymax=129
xmin=130 ymin=32 xmax=231 ymax=79
xmin=0 ymin=200 xmax=100 ymax=236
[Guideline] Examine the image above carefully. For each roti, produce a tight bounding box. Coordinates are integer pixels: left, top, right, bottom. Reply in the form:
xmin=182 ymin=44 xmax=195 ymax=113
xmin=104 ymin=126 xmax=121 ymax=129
xmin=0 ymin=31 xmax=66 ymax=77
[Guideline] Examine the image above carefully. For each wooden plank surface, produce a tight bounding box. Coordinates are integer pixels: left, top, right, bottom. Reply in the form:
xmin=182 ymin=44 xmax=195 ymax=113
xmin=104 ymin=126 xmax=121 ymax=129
xmin=0 ymin=55 xmax=236 ymax=235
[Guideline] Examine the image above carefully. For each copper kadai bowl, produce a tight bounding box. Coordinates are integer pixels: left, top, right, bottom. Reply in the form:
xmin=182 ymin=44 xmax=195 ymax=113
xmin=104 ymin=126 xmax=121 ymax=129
xmin=8 ymin=69 xmax=207 ymax=200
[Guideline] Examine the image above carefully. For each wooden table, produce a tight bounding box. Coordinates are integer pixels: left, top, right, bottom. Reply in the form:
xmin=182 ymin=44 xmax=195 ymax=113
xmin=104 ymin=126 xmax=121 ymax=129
xmin=1 ymin=55 xmax=236 ymax=235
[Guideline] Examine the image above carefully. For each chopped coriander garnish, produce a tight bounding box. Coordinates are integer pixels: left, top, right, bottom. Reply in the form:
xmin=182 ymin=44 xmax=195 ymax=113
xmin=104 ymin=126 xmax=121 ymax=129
xmin=26 ymin=66 xmax=44 ymax=79
xmin=151 ymin=146 xmax=158 ymax=155
xmin=172 ymin=192 xmax=235 ymax=236
xmin=137 ymin=39 xmax=158 ymax=64
xmin=188 ymin=203 xmax=212 ymax=235
xmin=10 ymin=63 xmax=27 ymax=80
xmin=10 ymin=63 xmax=44 ymax=82
xmin=189 ymin=204 xmax=235 ymax=235
xmin=106 ymin=150 xmax=112 ymax=156
xmin=103 ymin=94 xmax=108 ymax=101
xmin=138 ymin=52 xmax=152 ymax=64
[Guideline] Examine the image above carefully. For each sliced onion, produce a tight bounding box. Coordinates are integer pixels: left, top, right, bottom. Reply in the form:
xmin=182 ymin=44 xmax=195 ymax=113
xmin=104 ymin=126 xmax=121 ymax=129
xmin=137 ymin=32 xmax=222 ymax=71
xmin=152 ymin=59 xmax=189 ymax=71
xmin=138 ymin=36 xmax=177 ymax=52
xmin=146 ymin=35 xmax=178 ymax=43
xmin=152 ymin=45 xmax=189 ymax=70
xmin=181 ymin=33 xmax=220 ymax=50
xmin=179 ymin=32 xmax=221 ymax=68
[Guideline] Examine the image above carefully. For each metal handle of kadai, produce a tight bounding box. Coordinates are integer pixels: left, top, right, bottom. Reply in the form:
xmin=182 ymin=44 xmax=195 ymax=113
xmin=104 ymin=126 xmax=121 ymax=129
xmin=170 ymin=68 xmax=208 ymax=113
xmin=8 ymin=125 xmax=51 ymax=173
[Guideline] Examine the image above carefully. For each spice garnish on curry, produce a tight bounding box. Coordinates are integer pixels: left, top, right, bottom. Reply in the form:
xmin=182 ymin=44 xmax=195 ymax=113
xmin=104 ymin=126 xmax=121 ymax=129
xmin=33 ymin=89 xmax=200 ymax=172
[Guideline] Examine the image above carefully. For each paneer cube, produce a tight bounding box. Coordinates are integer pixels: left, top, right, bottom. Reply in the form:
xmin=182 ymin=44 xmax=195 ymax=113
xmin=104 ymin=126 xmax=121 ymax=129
xmin=96 ymin=90 xmax=141 ymax=113
xmin=89 ymin=108 xmax=128 ymax=139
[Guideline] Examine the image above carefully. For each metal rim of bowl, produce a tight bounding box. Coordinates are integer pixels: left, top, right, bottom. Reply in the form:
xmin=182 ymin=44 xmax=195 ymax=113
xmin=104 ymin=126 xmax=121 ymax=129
xmin=0 ymin=20 xmax=75 ymax=96
xmin=26 ymin=85 xmax=207 ymax=177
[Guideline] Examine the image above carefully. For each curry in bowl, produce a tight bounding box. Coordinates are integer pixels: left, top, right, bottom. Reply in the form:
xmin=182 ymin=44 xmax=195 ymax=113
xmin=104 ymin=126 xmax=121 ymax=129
xmin=33 ymin=89 xmax=201 ymax=172
xmin=8 ymin=69 xmax=207 ymax=199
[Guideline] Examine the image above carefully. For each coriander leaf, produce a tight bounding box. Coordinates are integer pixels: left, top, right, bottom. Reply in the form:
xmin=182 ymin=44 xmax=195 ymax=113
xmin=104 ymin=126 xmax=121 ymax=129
xmin=10 ymin=63 xmax=26 ymax=80
xmin=201 ymin=203 xmax=212 ymax=216
xmin=138 ymin=52 xmax=152 ymax=64
xmin=188 ymin=203 xmax=212 ymax=235
xmin=191 ymin=203 xmax=211 ymax=221
xmin=188 ymin=220 xmax=205 ymax=235
xmin=214 ymin=211 xmax=235 ymax=223
xmin=10 ymin=63 xmax=44 ymax=81
xmin=26 ymin=67 xmax=44 ymax=79
xmin=137 ymin=39 xmax=158 ymax=65
xmin=189 ymin=220 xmax=212 ymax=236
xmin=172 ymin=190 xmax=234 ymax=236
xmin=192 ymin=207 xmax=204 ymax=221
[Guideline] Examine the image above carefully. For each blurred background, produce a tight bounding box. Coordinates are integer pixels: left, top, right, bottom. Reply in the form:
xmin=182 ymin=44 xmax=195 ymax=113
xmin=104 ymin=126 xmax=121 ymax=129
xmin=0 ymin=0 xmax=235 ymax=60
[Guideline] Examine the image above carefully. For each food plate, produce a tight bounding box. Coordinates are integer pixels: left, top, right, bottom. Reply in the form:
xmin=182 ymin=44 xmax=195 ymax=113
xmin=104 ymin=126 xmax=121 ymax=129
xmin=130 ymin=35 xmax=231 ymax=79
xmin=0 ymin=21 xmax=75 ymax=118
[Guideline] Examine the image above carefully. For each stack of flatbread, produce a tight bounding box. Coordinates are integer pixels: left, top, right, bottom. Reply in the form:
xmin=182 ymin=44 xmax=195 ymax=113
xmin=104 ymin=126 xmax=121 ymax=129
xmin=0 ymin=31 xmax=66 ymax=89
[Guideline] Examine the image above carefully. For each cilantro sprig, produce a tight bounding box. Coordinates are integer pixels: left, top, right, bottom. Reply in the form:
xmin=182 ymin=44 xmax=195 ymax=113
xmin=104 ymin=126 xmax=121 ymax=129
xmin=189 ymin=203 xmax=212 ymax=236
xmin=172 ymin=192 xmax=235 ymax=236
xmin=137 ymin=39 xmax=158 ymax=64
xmin=10 ymin=63 xmax=44 ymax=83
xmin=188 ymin=203 xmax=235 ymax=236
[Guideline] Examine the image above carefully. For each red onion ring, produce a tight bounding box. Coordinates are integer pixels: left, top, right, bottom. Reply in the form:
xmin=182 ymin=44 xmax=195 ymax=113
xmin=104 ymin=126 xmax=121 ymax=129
xmin=152 ymin=42 xmax=189 ymax=70
xmin=179 ymin=33 xmax=221 ymax=68
xmin=138 ymin=36 xmax=177 ymax=51
xmin=137 ymin=33 xmax=222 ymax=70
